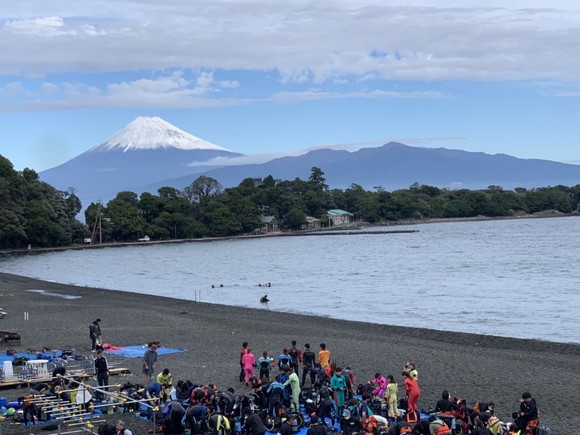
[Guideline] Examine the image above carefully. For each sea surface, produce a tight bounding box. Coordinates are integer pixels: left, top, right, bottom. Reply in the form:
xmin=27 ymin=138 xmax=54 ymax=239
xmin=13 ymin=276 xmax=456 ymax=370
xmin=1 ymin=217 xmax=579 ymax=344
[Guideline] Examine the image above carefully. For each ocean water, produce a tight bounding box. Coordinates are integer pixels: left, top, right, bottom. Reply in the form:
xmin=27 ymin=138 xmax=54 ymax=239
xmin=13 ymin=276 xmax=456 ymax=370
xmin=1 ymin=217 xmax=579 ymax=344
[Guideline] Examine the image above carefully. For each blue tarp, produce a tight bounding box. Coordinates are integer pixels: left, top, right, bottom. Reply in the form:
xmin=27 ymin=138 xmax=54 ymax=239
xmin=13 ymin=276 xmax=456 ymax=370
xmin=105 ymin=345 xmax=186 ymax=358
xmin=0 ymin=352 xmax=52 ymax=363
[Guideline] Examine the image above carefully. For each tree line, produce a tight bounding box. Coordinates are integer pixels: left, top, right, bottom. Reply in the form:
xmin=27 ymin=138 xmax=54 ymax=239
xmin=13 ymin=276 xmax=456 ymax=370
xmin=1 ymin=154 xmax=579 ymax=249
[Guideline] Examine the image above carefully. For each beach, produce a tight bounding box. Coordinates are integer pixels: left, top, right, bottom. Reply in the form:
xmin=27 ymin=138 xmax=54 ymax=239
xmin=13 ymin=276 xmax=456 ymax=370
xmin=0 ymin=272 xmax=578 ymax=434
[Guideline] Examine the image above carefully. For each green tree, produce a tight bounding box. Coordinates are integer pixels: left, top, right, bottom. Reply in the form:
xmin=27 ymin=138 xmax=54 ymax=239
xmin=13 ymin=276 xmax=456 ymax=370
xmin=201 ymin=202 xmax=241 ymax=237
xmin=183 ymin=176 xmax=223 ymax=206
xmin=284 ymin=207 xmax=307 ymax=230
xmin=106 ymin=192 xmax=146 ymax=240
xmin=308 ymin=167 xmax=329 ymax=191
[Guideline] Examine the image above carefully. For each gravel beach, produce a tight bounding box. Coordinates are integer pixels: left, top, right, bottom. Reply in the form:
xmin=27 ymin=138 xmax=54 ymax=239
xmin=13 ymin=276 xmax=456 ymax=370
xmin=0 ymin=272 xmax=578 ymax=434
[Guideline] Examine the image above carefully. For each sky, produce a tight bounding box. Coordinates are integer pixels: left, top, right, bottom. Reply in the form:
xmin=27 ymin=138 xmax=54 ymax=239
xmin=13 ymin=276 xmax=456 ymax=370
xmin=1 ymin=0 xmax=579 ymax=172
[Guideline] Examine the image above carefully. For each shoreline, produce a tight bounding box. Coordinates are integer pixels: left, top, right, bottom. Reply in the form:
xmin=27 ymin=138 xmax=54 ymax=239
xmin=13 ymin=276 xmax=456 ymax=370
xmin=1 ymin=273 xmax=578 ymax=353
xmin=0 ymin=272 xmax=578 ymax=434
xmin=1 ymin=212 xmax=577 ymax=257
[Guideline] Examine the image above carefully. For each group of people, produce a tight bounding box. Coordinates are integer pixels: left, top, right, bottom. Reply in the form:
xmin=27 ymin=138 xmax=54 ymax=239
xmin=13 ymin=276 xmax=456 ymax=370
xmin=233 ymin=340 xmax=540 ymax=435
xmin=72 ymin=333 xmax=541 ymax=435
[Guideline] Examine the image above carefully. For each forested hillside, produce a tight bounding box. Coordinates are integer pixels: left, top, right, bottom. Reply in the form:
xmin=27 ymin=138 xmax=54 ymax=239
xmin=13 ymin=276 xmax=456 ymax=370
xmin=0 ymin=155 xmax=86 ymax=248
xmin=1 ymin=153 xmax=579 ymax=249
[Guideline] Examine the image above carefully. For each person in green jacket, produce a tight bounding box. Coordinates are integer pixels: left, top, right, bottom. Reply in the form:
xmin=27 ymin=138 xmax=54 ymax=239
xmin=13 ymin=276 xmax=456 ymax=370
xmin=283 ymin=366 xmax=301 ymax=411
xmin=330 ymin=366 xmax=348 ymax=423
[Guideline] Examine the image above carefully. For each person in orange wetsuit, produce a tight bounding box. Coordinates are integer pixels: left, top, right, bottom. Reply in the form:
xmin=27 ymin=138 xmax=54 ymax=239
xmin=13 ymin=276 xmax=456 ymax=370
xmin=402 ymin=371 xmax=420 ymax=413
xmin=318 ymin=343 xmax=331 ymax=368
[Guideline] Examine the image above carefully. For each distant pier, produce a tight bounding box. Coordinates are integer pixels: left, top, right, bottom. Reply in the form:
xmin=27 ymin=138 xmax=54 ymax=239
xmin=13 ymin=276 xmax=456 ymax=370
xmin=287 ymin=229 xmax=418 ymax=236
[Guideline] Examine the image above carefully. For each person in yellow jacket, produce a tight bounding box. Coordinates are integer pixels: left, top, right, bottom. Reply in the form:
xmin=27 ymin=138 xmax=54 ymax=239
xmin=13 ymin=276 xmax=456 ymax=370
xmin=156 ymin=368 xmax=174 ymax=402
xmin=487 ymin=416 xmax=502 ymax=435
xmin=385 ymin=375 xmax=399 ymax=419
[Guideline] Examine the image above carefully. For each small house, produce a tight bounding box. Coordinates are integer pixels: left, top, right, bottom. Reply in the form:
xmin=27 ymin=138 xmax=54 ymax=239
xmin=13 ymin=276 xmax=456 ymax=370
xmin=326 ymin=209 xmax=354 ymax=226
xmin=260 ymin=215 xmax=279 ymax=233
xmin=303 ymin=216 xmax=321 ymax=230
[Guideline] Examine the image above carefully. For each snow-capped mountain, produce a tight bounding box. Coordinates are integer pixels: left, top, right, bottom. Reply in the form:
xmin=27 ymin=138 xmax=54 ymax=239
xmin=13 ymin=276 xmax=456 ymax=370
xmin=40 ymin=117 xmax=242 ymax=206
xmin=89 ymin=116 xmax=230 ymax=152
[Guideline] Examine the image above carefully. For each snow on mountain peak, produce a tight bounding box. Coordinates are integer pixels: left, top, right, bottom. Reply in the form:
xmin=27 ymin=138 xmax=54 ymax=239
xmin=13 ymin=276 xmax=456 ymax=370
xmin=90 ymin=116 xmax=230 ymax=152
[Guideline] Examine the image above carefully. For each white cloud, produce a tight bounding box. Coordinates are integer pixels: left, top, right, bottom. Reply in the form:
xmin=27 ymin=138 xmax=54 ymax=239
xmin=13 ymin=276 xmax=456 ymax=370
xmin=220 ymin=80 xmax=239 ymax=89
xmin=0 ymin=71 xmax=255 ymax=111
xmin=270 ymin=89 xmax=448 ymax=103
xmin=186 ymin=135 xmax=468 ymax=167
xmin=5 ymin=16 xmax=72 ymax=36
xmin=40 ymin=82 xmax=59 ymax=93
xmin=1 ymin=1 xmax=579 ymax=81
xmin=544 ymin=90 xmax=580 ymax=97
xmin=196 ymin=72 xmax=214 ymax=89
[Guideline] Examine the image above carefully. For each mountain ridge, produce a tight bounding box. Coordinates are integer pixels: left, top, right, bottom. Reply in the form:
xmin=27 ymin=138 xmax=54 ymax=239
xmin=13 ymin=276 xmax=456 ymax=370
xmin=38 ymin=117 xmax=580 ymax=207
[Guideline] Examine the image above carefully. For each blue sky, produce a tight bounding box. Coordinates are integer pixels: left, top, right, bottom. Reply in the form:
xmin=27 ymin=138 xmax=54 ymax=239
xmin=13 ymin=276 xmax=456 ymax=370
xmin=1 ymin=0 xmax=579 ymax=171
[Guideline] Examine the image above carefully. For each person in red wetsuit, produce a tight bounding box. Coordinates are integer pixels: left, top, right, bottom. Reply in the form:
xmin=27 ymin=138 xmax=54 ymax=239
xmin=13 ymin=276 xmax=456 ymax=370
xmin=402 ymin=371 xmax=420 ymax=413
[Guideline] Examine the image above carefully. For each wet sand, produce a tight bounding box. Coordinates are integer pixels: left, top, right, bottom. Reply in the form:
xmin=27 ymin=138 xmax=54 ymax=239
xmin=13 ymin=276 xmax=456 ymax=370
xmin=0 ymin=272 xmax=578 ymax=434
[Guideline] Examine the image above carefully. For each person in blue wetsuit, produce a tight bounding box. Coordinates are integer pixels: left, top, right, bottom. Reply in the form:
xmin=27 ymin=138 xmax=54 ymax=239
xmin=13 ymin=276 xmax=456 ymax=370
xmin=267 ymin=375 xmax=285 ymax=417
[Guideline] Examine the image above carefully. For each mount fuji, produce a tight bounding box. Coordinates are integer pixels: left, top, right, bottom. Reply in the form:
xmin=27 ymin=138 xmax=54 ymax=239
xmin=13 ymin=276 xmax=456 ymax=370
xmin=40 ymin=117 xmax=242 ymax=205
xmin=89 ymin=116 xmax=230 ymax=153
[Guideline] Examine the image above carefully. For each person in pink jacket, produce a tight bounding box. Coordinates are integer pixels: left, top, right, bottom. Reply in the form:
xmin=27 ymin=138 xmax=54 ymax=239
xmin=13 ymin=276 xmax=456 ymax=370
xmin=241 ymin=348 xmax=256 ymax=384
xmin=370 ymin=372 xmax=387 ymax=397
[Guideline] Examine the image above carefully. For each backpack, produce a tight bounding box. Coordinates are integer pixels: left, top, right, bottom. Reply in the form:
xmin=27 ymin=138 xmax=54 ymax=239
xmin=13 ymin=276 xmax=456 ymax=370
xmin=98 ymin=424 xmax=116 ymax=435
xmin=260 ymin=359 xmax=270 ymax=370
xmin=278 ymin=355 xmax=290 ymax=369
xmin=434 ymin=422 xmax=452 ymax=435
xmin=12 ymin=356 xmax=29 ymax=366
xmin=399 ymin=422 xmax=412 ymax=434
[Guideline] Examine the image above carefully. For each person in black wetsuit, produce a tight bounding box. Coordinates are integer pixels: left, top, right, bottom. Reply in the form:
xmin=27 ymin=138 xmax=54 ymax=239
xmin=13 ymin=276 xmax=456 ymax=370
xmin=280 ymin=414 xmax=295 ymax=435
xmin=513 ymin=392 xmax=538 ymax=432
xmin=307 ymin=415 xmax=328 ymax=435
xmin=302 ymin=343 xmax=316 ymax=387
xmin=163 ymin=400 xmax=186 ymax=434
xmin=243 ymin=406 xmax=267 ymax=435
xmin=95 ymin=349 xmax=110 ymax=390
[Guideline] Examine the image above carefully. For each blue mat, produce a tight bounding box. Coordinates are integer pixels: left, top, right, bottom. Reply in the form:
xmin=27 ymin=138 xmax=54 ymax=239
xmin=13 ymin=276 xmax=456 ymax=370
xmin=105 ymin=345 xmax=186 ymax=358
xmin=0 ymin=352 xmax=58 ymax=363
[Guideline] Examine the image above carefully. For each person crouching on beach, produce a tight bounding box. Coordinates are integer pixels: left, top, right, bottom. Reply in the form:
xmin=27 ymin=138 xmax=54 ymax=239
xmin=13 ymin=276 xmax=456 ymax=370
xmin=115 ymin=419 xmax=133 ymax=435
xmin=370 ymin=372 xmax=387 ymax=398
xmin=157 ymin=368 xmax=174 ymax=402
